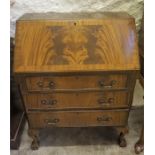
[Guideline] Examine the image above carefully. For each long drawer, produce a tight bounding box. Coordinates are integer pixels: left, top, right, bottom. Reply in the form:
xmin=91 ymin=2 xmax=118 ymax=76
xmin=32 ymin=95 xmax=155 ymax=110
xmin=25 ymin=74 xmax=128 ymax=91
xmin=27 ymin=110 xmax=129 ymax=128
xmin=24 ymin=91 xmax=129 ymax=110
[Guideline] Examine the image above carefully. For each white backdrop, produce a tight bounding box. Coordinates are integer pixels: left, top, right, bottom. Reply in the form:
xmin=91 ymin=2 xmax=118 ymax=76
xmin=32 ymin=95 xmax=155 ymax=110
xmin=10 ymin=0 xmax=143 ymax=37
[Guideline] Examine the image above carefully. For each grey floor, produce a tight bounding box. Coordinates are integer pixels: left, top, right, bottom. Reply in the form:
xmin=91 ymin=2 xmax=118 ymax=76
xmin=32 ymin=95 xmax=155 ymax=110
xmin=11 ymin=81 xmax=144 ymax=155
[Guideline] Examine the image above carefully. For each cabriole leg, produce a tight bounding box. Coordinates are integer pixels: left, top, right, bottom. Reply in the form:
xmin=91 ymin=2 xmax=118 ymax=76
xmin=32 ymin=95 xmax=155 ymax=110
xmin=28 ymin=128 xmax=39 ymax=150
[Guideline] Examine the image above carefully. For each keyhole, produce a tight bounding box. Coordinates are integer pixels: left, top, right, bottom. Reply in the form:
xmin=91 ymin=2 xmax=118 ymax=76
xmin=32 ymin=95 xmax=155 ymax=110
xmin=74 ymin=22 xmax=76 ymax=26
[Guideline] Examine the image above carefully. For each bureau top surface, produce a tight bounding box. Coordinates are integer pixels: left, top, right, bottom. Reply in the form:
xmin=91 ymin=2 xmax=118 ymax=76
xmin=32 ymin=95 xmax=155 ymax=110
xmin=18 ymin=12 xmax=133 ymax=21
xmin=14 ymin=12 xmax=140 ymax=74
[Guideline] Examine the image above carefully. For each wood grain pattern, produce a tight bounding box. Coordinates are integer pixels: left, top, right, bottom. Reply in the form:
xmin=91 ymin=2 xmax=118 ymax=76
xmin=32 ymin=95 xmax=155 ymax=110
xmin=61 ymin=25 xmax=89 ymax=64
xmin=25 ymin=74 xmax=127 ymax=91
xmin=27 ymin=110 xmax=129 ymax=128
xmin=24 ymin=91 xmax=128 ymax=110
xmin=14 ymin=12 xmax=140 ymax=73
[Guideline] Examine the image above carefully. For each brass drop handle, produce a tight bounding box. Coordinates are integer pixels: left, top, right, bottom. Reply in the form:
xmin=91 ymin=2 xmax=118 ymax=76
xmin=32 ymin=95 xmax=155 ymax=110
xmin=99 ymin=80 xmax=116 ymax=88
xmin=45 ymin=118 xmax=59 ymax=125
xmin=37 ymin=81 xmax=55 ymax=89
xmin=97 ymin=116 xmax=112 ymax=122
xmin=37 ymin=81 xmax=43 ymax=88
xmin=98 ymin=98 xmax=114 ymax=105
xmin=41 ymin=99 xmax=57 ymax=105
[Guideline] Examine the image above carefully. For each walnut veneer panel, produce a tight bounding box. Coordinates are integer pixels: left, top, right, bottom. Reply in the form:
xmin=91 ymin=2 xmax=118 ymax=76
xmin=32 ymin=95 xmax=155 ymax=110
xmin=25 ymin=74 xmax=127 ymax=91
xmin=14 ymin=12 xmax=140 ymax=73
xmin=24 ymin=91 xmax=128 ymax=110
xmin=28 ymin=110 xmax=128 ymax=128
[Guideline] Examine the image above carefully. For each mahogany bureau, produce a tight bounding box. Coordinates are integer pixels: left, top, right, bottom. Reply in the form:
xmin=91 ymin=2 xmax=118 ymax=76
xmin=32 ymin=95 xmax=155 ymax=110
xmin=14 ymin=12 xmax=140 ymax=150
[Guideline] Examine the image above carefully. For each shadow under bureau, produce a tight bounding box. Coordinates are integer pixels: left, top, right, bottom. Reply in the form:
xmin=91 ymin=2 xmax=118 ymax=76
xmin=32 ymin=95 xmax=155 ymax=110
xmin=14 ymin=12 xmax=140 ymax=150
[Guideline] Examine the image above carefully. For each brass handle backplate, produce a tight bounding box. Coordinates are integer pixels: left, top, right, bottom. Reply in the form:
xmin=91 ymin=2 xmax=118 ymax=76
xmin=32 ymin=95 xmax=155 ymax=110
xmin=45 ymin=118 xmax=59 ymax=125
xmin=37 ymin=81 xmax=43 ymax=88
xmin=41 ymin=99 xmax=57 ymax=105
xmin=37 ymin=81 xmax=55 ymax=89
xmin=97 ymin=116 xmax=112 ymax=122
xmin=98 ymin=98 xmax=114 ymax=105
xmin=99 ymin=80 xmax=116 ymax=88
xmin=49 ymin=81 xmax=55 ymax=88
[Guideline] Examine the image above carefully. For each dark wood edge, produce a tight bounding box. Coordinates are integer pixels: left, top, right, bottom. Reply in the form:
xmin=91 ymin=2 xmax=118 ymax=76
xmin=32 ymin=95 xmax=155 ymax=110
xmin=22 ymin=89 xmax=129 ymax=94
xmin=27 ymin=106 xmax=130 ymax=112
xmin=27 ymin=108 xmax=129 ymax=113
xmin=23 ymin=88 xmax=129 ymax=94
xmin=28 ymin=125 xmax=129 ymax=129
xmin=14 ymin=70 xmax=137 ymax=77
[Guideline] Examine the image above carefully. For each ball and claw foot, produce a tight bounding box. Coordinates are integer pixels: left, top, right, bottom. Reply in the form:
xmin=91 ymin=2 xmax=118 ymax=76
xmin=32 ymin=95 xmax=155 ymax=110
xmin=135 ymin=127 xmax=144 ymax=154
xmin=118 ymin=133 xmax=127 ymax=147
xmin=31 ymin=138 xmax=39 ymax=150
xmin=135 ymin=141 xmax=144 ymax=154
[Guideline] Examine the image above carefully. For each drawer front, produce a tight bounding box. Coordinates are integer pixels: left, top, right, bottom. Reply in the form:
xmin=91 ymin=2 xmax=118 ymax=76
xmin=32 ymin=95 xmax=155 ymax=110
xmin=25 ymin=74 xmax=127 ymax=91
xmin=24 ymin=91 xmax=128 ymax=110
xmin=28 ymin=110 xmax=129 ymax=128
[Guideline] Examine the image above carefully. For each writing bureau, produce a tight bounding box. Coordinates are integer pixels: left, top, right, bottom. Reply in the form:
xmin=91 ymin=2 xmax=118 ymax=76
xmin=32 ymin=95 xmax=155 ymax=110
xmin=14 ymin=12 xmax=140 ymax=150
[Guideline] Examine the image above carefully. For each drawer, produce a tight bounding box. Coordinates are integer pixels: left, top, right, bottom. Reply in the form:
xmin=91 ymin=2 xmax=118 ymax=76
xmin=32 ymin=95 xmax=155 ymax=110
xmin=24 ymin=91 xmax=128 ymax=110
xmin=25 ymin=74 xmax=127 ymax=91
xmin=27 ymin=110 xmax=129 ymax=128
